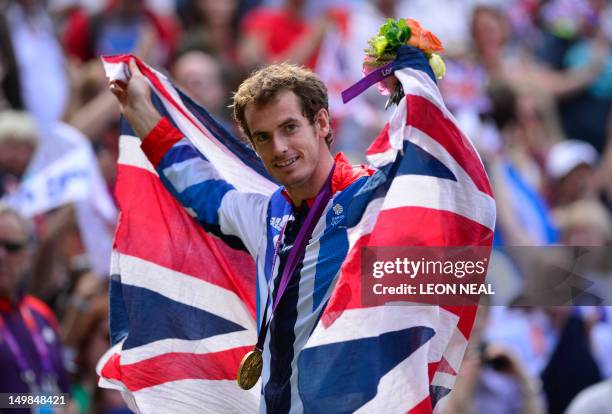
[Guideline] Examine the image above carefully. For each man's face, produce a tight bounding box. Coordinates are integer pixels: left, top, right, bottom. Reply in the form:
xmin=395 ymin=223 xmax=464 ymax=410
xmin=245 ymin=90 xmax=330 ymax=197
xmin=174 ymin=54 xmax=225 ymax=115
xmin=0 ymin=213 xmax=30 ymax=299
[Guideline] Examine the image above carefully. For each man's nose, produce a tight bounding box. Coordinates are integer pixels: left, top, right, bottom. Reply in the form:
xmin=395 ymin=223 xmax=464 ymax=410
xmin=270 ymin=135 xmax=288 ymax=155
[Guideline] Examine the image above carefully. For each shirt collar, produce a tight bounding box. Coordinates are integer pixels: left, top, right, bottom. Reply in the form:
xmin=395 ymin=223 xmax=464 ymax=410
xmin=281 ymin=152 xmax=375 ymax=207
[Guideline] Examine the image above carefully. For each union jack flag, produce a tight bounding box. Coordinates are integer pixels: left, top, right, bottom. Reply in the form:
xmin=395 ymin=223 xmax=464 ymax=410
xmin=97 ymin=53 xmax=495 ymax=413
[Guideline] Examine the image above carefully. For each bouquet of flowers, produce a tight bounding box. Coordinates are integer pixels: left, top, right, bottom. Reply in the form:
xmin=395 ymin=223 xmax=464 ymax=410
xmin=363 ymin=18 xmax=446 ymax=107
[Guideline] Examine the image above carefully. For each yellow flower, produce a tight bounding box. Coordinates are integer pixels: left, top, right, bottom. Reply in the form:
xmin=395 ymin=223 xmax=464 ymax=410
xmin=429 ymin=53 xmax=446 ymax=79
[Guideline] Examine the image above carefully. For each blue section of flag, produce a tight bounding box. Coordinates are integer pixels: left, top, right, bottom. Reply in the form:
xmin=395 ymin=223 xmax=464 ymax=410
xmin=109 ymin=274 xmax=130 ymax=346
xmin=394 ymin=46 xmax=437 ymax=84
xmin=398 ymin=140 xmax=457 ymax=181
xmin=121 ymin=284 xmax=246 ymax=350
xmin=119 ymin=116 xmax=136 ymax=137
xmin=430 ymin=385 xmax=452 ymax=408
xmin=297 ymin=326 xmax=435 ymax=412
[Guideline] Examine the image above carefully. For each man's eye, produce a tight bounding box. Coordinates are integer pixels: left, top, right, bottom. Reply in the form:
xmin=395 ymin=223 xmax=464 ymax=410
xmin=284 ymin=124 xmax=297 ymax=133
xmin=254 ymin=135 xmax=269 ymax=143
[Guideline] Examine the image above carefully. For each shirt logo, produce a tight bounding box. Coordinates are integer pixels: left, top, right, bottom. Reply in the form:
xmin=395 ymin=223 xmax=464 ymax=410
xmin=331 ymin=203 xmax=346 ymax=227
xmin=269 ymin=217 xmax=283 ymax=231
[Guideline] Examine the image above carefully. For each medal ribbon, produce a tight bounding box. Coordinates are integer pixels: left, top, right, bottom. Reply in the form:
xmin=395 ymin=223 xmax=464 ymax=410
xmin=341 ymin=45 xmax=437 ymax=104
xmin=254 ymin=164 xmax=335 ymax=351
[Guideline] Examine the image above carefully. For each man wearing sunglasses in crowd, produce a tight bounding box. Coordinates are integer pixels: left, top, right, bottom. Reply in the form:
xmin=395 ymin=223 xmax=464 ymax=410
xmin=0 ymin=204 xmax=70 ymax=412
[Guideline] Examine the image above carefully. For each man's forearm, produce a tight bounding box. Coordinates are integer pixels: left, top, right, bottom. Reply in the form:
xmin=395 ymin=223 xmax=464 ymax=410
xmin=125 ymin=97 xmax=163 ymax=140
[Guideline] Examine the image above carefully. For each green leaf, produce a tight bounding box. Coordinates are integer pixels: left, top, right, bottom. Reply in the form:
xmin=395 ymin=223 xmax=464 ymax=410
xmin=368 ymin=18 xmax=414 ymax=60
xmin=372 ymin=36 xmax=389 ymax=56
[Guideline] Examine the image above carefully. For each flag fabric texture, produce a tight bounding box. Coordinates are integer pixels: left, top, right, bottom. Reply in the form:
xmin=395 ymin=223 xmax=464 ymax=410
xmin=98 ymin=52 xmax=495 ymax=413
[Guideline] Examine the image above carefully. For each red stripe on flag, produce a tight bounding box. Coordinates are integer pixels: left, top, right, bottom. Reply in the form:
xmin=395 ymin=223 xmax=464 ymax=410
xmin=367 ymin=207 xmax=493 ymax=247
xmin=114 ymin=164 xmax=257 ymax=318
xmin=119 ymin=345 xmax=252 ymax=391
xmin=441 ymin=305 xmax=478 ymax=339
xmin=405 ymin=95 xmax=493 ymax=197
xmin=407 ymin=395 xmax=433 ymax=414
xmin=366 ymin=123 xmax=391 ymax=155
xmin=322 ymin=206 xmax=492 ymax=327
xmin=100 ymin=353 xmax=122 ymax=382
xmin=103 ymin=54 xmax=223 ymax=152
xmin=102 ymin=54 xmax=133 ymax=64
xmin=428 ymin=357 xmax=457 ymax=383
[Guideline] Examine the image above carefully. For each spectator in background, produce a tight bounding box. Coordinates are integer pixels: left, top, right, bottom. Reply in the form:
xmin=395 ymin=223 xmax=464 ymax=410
xmin=3 ymin=0 xmax=69 ymax=130
xmin=65 ymin=291 xmax=119 ymax=414
xmin=396 ymin=0 xmax=491 ymax=57
xmin=177 ymin=0 xmax=241 ymax=68
xmin=439 ymin=4 xmax=606 ymax=162
xmin=552 ymin=198 xmax=612 ymax=245
xmin=546 ymin=139 xmax=599 ymax=207
xmin=539 ymin=0 xmax=612 ymax=154
xmin=0 ymin=111 xmax=38 ymax=198
xmin=237 ymin=0 xmax=334 ymax=70
xmin=176 ymin=0 xmax=248 ymax=93
xmin=485 ymin=81 xmax=559 ymax=246
xmin=0 ymin=203 xmax=71 ymax=410
xmin=172 ymin=50 xmax=232 ymax=126
xmin=470 ymin=4 xmax=606 ymax=99
xmin=314 ymin=0 xmax=394 ymax=163
xmin=64 ymin=58 xmax=121 ymax=141
xmin=63 ymin=0 xmax=178 ymax=68
xmin=443 ymin=305 xmax=544 ymax=414
xmin=541 ymin=308 xmax=603 ymax=414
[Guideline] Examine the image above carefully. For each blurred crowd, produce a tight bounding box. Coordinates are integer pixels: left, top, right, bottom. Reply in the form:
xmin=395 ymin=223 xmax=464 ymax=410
xmin=0 ymin=0 xmax=611 ymax=413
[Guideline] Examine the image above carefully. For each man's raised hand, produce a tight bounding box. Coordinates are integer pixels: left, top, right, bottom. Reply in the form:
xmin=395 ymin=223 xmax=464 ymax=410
xmin=108 ymin=59 xmax=162 ymax=139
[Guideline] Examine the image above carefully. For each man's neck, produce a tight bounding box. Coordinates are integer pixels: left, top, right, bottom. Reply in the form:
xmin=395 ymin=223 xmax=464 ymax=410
xmin=286 ymin=154 xmax=334 ymax=206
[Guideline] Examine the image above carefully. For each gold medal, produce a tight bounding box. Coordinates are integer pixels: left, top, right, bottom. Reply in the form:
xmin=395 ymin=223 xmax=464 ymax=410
xmin=237 ymin=348 xmax=263 ymax=390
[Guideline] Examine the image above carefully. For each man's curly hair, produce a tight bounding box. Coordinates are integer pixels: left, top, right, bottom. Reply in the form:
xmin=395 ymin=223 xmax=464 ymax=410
xmin=231 ymin=63 xmax=333 ymax=147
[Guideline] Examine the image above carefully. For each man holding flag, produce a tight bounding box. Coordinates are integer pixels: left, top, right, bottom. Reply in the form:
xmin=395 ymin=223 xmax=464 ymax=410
xmin=103 ymin=18 xmax=495 ymax=414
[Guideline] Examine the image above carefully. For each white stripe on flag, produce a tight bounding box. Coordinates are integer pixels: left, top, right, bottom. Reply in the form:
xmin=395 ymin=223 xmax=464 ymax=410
xmin=116 ymin=253 xmax=256 ymax=331
xmin=118 ymin=135 xmax=158 ymax=175
xmin=382 ymin=175 xmax=496 ymax=231
xmin=153 ymin=71 xmax=277 ymax=195
xmin=131 ymin=379 xmax=260 ymax=414
xmin=304 ymin=305 xmax=457 ymax=348
xmin=118 ymin=330 xmax=256 ymax=365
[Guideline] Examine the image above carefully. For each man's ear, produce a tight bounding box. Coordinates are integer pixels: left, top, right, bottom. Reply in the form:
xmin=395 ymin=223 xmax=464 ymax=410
xmin=315 ymin=108 xmax=330 ymax=141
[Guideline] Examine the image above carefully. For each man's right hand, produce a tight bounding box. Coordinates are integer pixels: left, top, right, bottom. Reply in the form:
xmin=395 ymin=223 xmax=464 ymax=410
xmin=109 ymin=59 xmax=162 ymax=139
